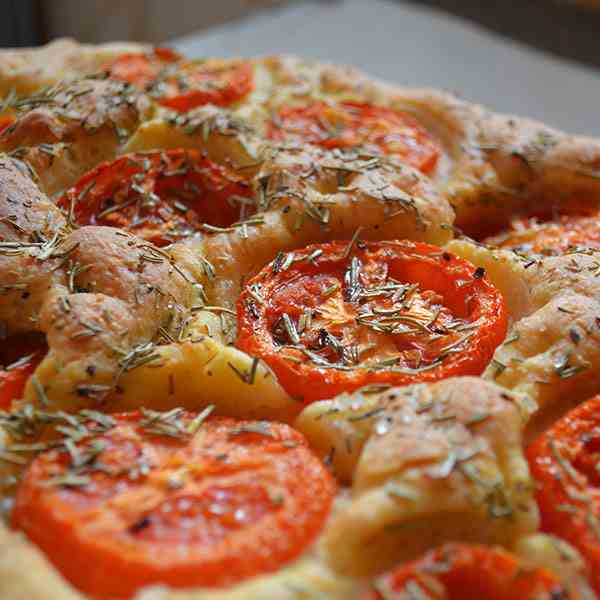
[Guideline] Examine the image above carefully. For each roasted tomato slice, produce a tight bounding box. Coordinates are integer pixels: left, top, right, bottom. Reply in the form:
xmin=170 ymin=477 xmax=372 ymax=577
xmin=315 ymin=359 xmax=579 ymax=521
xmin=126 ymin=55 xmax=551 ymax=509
xmin=268 ymin=101 xmax=441 ymax=173
xmin=485 ymin=206 xmax=600 ymax=255
xmin=0 ymin=115 xmax=14 ymax=135
xmin=0 ymin=332 xmax=47 ymax=410
xmin=13 ymin=412 xmax=335 ymax=599
xmin=106 ymin=48 xmax=254 ymax=111
xmin=360 ymin=543 xmax=565 ymax=600
xmin=237 ymin=240 xmax=507 ymax=403
xmin=105 ymin=47 xmax=181 ymax=89
xmin=57 ymin=150 xmax=254 ymax=246
xmin=528 ymin=394 xmax=600 ymax=595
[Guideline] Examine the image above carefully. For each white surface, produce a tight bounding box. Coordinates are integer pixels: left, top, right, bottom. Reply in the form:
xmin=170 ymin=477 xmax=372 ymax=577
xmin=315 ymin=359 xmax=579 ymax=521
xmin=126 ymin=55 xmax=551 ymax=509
xmin=173 ymin=0 xmax=600 ymax=136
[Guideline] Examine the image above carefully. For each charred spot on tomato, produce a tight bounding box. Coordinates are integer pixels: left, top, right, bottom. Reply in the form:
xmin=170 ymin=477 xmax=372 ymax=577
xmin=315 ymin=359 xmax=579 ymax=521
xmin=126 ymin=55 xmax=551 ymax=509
xmin=237 ymin=240 xmax=508 ymax=403
xmin=106 ymin=50 xmax=254 ymax=111
xmin=128 ymin=515 xmax=153 ymax=535
xmin=482 ymin=203 xmax=600 ymax=256
xmin=57 ymin=150 xmax=255 ymax=247
xmin=268 ymin=101 xmax=441 ymax=174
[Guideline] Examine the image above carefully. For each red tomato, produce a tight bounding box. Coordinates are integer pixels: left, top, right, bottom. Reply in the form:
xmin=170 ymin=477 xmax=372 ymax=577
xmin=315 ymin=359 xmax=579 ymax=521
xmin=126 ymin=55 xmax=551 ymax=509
xmin=57 ymin=150 xmax=253 ymax=246
xmin=360 ymin=543 xmax=565 ymax=600
xmin=528 ymin=394 xmax=600 ymax=595
xmin=107 ymin=49 xmax=253 ymax=111
xmin=13 ymin=412 xmax=335 ymax=599
xmin=237 ymin=240 xmax=507 ymax=403
xmin=485 ymin=207 xmax=600 ymax=255
xmin=0 ymin=115 xmax=14 ymax=135
xmin=0 ymin=333 xmax=47 ymax=409
xmin=268 ymin=101 xmax=441 ymax=173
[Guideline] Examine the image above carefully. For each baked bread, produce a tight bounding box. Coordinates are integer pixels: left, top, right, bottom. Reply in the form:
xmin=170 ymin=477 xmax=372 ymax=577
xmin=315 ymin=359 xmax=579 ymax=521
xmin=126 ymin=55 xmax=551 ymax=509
xmin=0 ymin=39 xmax=600 ymax=599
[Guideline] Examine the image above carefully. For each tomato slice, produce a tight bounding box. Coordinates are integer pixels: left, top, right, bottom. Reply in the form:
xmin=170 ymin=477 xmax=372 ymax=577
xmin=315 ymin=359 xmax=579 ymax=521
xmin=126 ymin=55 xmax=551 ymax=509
xmin=13 ymin=412 xmax=335 ymax=599
xmin=360 ymin=543 xmax=565 ymax=600
xmin=268 ymin=101 xmax=441 ymax=173
xmin=106 ymin=49 xmax=253 ymax=111
xmin=105 ymin=47 xmax=181 ymax=90
xmin=527 ymin=394 xmax=600 ymax=595
xmin=236 ymin=240 xmax=507 ymax=403
xmin=485 ymin=206 xmax=600 ymax=255
xmin=57 ymin=150 xmax=253 ymax=247
xmin=0 ymin=115 xmax=14 ymax=135
xmin=0 ymin=333 xmax=47 ymax=410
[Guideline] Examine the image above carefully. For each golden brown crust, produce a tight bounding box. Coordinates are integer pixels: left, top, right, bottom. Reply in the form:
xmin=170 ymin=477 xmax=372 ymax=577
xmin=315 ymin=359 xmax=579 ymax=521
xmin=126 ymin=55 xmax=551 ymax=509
xmin=483 ymin=251 xmax=600 ymax=439
xmin=0 ymin=78 xmax=153 ymax=195
xmin=0 ymin=157 xmax=204 ymax=412
xmin=0 ymin=156 xmax=67 ymax=334
xmin=0 ymin=38 xmax=149 ymax=97
xmin=297 ymin=377 xmax=538 ymax=576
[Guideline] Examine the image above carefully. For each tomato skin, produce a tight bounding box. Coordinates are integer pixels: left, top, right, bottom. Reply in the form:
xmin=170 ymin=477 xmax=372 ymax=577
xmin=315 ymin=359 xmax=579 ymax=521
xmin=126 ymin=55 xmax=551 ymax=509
xmin=268 ymin=101 xmax=441 ymax=173
xmin=0 ymin=333 xmax=47 ymax=410
xmin=13 ymin=413 xmax=335 ymax=599
xmin=104 ymin=48 xmax=181 ymax=90
xmin=0 ymin=115 xmax=14 ymax=135
xmin=360 ymin=543 xmax=565 ymax=600
xmin=485 ymin=207 xmax=600 ymax=255
xmin=237 ymin=240 xmax=507 ymax=403
xmin=528 ymin=394 xmax=600 ymax=595
xmin=106 ymin=49 xmax=253 ymax=111
xmin=57 ymin=150 xmax=252 ymax=246
xmin=0 ymin=358 xmax=38 ymax=410
xmin=158 ymin=62 xmax=254 ymax=112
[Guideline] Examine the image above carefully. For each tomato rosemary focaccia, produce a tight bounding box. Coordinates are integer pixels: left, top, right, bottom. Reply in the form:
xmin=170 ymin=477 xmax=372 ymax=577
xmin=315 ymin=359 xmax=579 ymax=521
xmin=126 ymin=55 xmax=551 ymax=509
xmin=1 ymin=38 xmax=600 ymax=600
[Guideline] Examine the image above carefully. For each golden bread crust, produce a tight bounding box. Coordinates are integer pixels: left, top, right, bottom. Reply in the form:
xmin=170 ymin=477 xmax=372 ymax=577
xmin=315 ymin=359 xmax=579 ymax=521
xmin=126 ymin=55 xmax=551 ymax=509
xmin=0 ymin=38 xmax=149 ymax=97
xmin=297 ymin=377 xmax=538 ymax=576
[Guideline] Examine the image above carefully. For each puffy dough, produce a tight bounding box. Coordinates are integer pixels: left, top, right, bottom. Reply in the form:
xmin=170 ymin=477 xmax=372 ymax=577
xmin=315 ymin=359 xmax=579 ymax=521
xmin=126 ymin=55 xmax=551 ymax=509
xmin=0 ymin=156 xmax=67 ymax=334
xmin=0 ymin=78 xmax=153 ymax=195
xmin=124 ymin=106 xmax=259 ymax=168
xmin=449 ymin=112 xmax=600 ymax=235
xmin=485 ymin=252 xmax=600 ymax=435
xmin=113 ymin=319 xmax=298 ymax=422
xmin=19 ymin=226 xmax=201 ymax=412
xmin=0 ymin=38 xmax=148 ymax=96
xmin=0 ymin=157 xmax=209 ymax=412
xmin=136 ymin=557 xmax=358 ymax=600
xmin=0 ymin=521 xmax=85 ymax=600
xmin=297 ymin=377 xmax=538 ymax=576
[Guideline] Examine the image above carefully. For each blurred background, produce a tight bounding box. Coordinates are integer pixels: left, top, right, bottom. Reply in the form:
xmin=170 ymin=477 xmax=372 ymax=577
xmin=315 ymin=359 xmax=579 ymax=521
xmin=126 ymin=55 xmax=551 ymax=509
xmin=1 ymin=0 xmax=599 ymax=133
